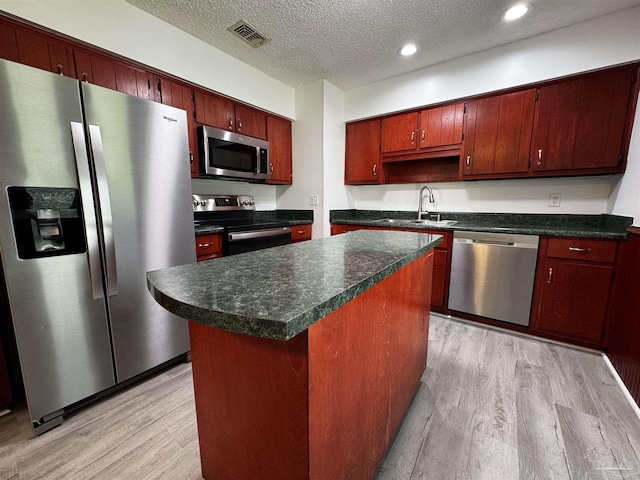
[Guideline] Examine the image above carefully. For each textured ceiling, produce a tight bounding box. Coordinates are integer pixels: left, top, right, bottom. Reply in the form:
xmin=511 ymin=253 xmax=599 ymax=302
xmin=124 ymin=0 xmax=640 ymax=90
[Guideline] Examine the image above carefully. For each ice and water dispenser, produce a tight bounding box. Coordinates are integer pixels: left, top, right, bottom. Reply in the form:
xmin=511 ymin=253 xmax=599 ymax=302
xmin=8 ymin=187 xmax=86 ymax=259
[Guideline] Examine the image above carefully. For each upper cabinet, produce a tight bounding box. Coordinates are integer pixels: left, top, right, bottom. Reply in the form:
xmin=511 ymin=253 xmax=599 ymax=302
xmin=530 ymin=66 xmax=637 ymax=174
xmin=381 ymin=103 xmax=464 ymax=157
xmin=461 ymin=89 xmax=535 ymax=177
xmin=266 ymin=115 xmax=293 ymax=185
xmin=345 ymin=119 xmax=381 ymax=184
xmin=158 ymin=77 xmax=198 ymax=177
xmin=194 ymin=90 xmax=267 ymax=140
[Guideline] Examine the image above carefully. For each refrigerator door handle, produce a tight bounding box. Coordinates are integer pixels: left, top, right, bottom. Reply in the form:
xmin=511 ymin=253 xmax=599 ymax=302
xmin=88 ymin=124 xmax=118 ymax=297
xmin=70 ymin=122 xmax=104 ymax=300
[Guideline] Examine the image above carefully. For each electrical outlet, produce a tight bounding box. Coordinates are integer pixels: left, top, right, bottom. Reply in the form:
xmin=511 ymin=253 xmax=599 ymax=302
xmin=309 ymin=194 xmax=319 ymax=206
xmin=548 ymin=193 xmax=561 ymax=207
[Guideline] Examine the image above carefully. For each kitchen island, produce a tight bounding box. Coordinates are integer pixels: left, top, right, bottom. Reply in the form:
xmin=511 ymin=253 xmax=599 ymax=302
xmin=147 ymin=230 xmax=441 ymax=480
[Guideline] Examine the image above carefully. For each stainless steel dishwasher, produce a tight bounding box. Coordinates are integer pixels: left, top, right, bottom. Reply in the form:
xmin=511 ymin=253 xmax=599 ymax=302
xmin=448 ymin=231 xmax=539 ymax=326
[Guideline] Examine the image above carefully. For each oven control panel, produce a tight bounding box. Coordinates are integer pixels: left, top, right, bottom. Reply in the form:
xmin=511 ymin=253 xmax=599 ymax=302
xmin=192 ymin=194 xmax=255 ymax=212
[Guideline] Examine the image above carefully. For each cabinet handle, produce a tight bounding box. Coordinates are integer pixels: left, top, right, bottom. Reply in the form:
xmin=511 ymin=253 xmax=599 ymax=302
xmin=228 ymin=118 xmax=233 ymax=130
xmin=372 ymin=164 xmax=377 ymax=176
xmin=568 ymin=247 xmax=592 ymax=254
xmin=297 ymin=230 xmax=305 ymax=234
xmin=411 ymin=131 xmax=415 ymax=144
xmin=189 ymin=152 xmax=194 ymax=166
xmin=198 ymin=243 xmax=211 ymax=248
xmin=537 ymin=149 xmax=543 ymax=165
xmin=237 ymin=119 xmax=242 ymax=130
xmin=547 ymin=267 xmax=553 ymax=284
xmin=421 ymin=130 xmax=425 ymax=142
xmin=270 ymin=163 xmax=274 ymax=173
xmin=465 ymin=156 xmax=471 ymax=169
xmin=56 ymin=64 xmax=64 ymax=75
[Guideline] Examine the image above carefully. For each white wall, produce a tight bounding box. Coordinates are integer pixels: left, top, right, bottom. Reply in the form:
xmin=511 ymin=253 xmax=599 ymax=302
xmin=609 ymin=103 xmax=640 ymax=223
xmin=322 ymin=81 xmax=354 ymax=237
xmin=337 ymin=6 xmax=640 ymax=223
xmin=276 ymin=81 xmax=325 ymax=238
xmin=0 ymin=0 xmax=295 ymax=119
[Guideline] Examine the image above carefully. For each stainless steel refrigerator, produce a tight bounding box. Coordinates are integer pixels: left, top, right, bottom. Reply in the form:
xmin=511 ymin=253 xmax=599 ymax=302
xmin=0 ymin=59 xmax=195 ymax=434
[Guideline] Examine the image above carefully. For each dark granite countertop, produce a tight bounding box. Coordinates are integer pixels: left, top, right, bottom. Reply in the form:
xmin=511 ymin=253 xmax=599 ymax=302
xmin=330 ymin=210 xmax=633 ymax=240
xmin=147 ymin=230 xmax=441 ymax=341
xmin=194 ymin=209 xmax=313 ymax=235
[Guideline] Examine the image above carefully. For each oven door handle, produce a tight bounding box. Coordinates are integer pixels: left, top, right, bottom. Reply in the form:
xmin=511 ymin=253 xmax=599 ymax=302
xmin=228 ymin=227 xmax=292 ymax=242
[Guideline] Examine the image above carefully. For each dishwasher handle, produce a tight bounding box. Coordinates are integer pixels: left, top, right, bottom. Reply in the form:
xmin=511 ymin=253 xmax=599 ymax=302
xmin=454 ymin=238 xmax=515 ymax=247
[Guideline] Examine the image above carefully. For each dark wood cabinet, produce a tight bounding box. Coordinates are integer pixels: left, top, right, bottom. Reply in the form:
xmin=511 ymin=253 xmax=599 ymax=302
xmin=461 ymin=89 xmax=535 ymax=177
xmin=607 ymin=227 xmax=640 ymax=406
xmin=194 ymin=90 xmax=267 ymax=139
xmin=531 ymin=66 xmax=636 ymax=173
xmin=345 ymin=119 xmax=381 ymax=184
xmin=195 ymin=233 xmax=223 ymax=261
xmin=158 ymin=77 xmax=198 ymax=176
xmin=531 ymin=237 xmax=618 ymax=346
xmin=291 ymin=224 xmax=312 ymax=243
xmin=266 ymin=115 xmax=293 ymax=184
xmin=380 ymin=104 xmax=463 ymax=156
xmin=330 ymin=224 xmax=366 ymax=236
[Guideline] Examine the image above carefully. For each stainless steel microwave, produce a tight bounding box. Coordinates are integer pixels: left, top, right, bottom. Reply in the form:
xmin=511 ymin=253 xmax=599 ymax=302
xmin=198 ymin=125 xmax=270 ymax=182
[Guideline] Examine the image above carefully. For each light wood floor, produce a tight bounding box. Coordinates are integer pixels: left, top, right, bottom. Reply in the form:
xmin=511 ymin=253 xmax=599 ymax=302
xmin=1 ymin=315 xmax=639 ymax=480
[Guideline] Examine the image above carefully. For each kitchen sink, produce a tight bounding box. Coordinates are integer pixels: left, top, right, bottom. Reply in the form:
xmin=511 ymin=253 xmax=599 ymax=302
xmin=371 ymin=218 xmax=457 ymax=227
xmin=408 ymin=219 xmax=458 ymax=227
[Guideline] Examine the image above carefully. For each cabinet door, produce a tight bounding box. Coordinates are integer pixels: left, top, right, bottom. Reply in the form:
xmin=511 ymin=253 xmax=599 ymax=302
xmin=534 ymin=259 xmax=613 ymax=342
xmin=266 ymin=115 xmax=293 ymax=184
xmin=345 ymin=119 xmax=380 ymax=184
xmin=462 ymin=89 xmax=535 ymax=176
xmin=531 ymin=67 xmax=635 ymax=172
xmin=159 ymin=78 xmax=198 ymax=177
xmin=202 ymin=93 xmax=236 ymax=131
xmin=381 ymin=112 xmax=418 ymax=153
xmin=420 ymin=103 xmax=464 ymax=149
xmin=430 ymin=248 xmax=448 ymax=309
xmin=0 ymin=20 xmax=19 ymax=62
xmin=236 ymin=104 xmax=267 ymax=139
xmin=74 ymin=50 xmax=117 ymax=89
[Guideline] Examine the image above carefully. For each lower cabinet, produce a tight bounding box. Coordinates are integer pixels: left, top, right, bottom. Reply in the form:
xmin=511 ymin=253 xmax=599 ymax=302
xmin=291 ymin=224 xmax=312 ymax=243
xmin=195 ymin=233 xmax=223 ymax=261
xmin=330 ymin=224 xmax=366 ymax=236
xmin=530 ymin=237 xmax=618 ymax=346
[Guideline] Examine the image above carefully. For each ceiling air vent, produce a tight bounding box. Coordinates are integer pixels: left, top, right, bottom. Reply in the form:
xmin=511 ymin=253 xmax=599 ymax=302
xmin=227 ymin=20 xmax=270 ymax=48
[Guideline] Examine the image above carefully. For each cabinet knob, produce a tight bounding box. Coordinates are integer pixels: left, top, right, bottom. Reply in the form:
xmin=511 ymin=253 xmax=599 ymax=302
xmin=81 ymin=72 xmax=88 ymax=82
xmin=56 ymin=64 xmax=64 ymax=75
xmin=547 ymin=267 xmax=553 ymax=284
xmin=537 ymin=149 xmax=543 ymax=165
xmin=228 ymin=118 xmax=234 ymax=130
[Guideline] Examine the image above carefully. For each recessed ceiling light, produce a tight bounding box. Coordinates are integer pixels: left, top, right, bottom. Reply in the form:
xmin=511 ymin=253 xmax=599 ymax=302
xmin=501 ymin=3 xmax=530 ymax=22
xmin=398 ymin=44 xmax=418 ymax=56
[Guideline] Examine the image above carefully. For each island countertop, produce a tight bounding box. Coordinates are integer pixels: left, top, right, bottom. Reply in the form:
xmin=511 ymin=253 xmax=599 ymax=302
xmin=147 ymin=230 xmax=442 ymax=341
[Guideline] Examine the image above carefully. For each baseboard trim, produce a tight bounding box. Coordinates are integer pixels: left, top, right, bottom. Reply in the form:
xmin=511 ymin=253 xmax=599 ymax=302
xmin=602 ymin=353 xmax=640 ymax=422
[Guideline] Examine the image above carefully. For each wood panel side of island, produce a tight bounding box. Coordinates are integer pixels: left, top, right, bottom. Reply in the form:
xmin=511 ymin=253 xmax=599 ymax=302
xmin=308 ymin=251 xmax=433 ymax=480
xmin=188 ymin=250 xmax=434 ymax=480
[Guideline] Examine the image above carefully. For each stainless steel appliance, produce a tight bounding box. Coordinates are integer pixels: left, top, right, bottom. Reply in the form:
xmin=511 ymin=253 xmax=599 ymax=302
xmin=198 ymin=125 xmax=270 ymax=182
xmin=0 ymin=59 xmax=195 ymax=433
xmin=193 ymin=194 xmax=291 ymax=255
xmin=448 ymin=231 xmax=539 ymax=326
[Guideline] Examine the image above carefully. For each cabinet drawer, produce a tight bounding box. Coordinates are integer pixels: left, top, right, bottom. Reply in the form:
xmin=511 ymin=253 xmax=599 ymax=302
xmin=291 ymin=224 xmax=312 ymax=242
xmin=195 ymin=233 xmax=223 ymax=259
xmin=546 ymin=238 xmax=617 ymax=263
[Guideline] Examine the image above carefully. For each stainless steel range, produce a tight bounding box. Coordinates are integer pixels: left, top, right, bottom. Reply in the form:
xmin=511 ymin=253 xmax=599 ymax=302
xmin=193 ymin=195 xmax=292 ymax=255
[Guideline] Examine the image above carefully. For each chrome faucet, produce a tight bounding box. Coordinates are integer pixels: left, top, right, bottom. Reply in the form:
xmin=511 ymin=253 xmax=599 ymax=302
xmin=417 ymin=185 xmax=435 ymax=220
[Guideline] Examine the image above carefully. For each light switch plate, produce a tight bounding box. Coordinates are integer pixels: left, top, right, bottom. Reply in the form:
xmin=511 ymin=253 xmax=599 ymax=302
xmin=309 ymin=194 xmax=319 ymax=206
